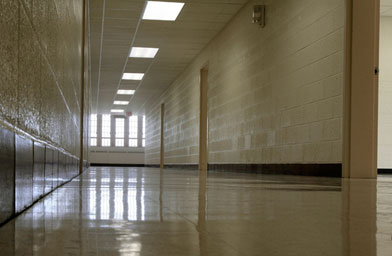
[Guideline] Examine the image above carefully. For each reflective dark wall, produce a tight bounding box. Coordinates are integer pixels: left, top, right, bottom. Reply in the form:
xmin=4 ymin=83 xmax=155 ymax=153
xmin=0 ymin=125 xmax=81 ymax=225
xmin=15 ymin=134 xmax=34 ymax=213
xmin=33 ymin=142 xmax=45 ymax=202
xmin=0 ymin=127 xmax=15 ymax=224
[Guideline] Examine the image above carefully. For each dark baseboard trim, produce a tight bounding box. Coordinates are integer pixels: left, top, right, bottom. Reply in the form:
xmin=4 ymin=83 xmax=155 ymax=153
xmin=145 ymin=163 xmax=341 ymax=177
xmin=378 ymin=169 xmax=392 ymax=174
xmin=208 ymin=164 xmax=342 ymax=177
xmin=165 ymin=164 xmax=198 ymax=170
xmin=145 ymin=164 xmax=199 ymax=170
xmin=144 ymin=164 xmax=159 ymax=168
xmin=91 ymin=163 xmax=145 ymax=167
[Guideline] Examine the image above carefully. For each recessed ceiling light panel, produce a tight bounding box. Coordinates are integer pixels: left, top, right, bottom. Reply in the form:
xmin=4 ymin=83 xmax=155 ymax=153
xmin=114 ymin=101 xmax=129 ymax=105
xmin=130 ymin=47 xmax=159 ymax=58
xmin=143 ymin=1 xmax=185 ymax=21
xmin=117 ymin=90 xmax=135 ymax=95
xmin=111 ymin=109 xmax=124 ymax=113
xmin=122 ymin=73 xmax=144 ymax=80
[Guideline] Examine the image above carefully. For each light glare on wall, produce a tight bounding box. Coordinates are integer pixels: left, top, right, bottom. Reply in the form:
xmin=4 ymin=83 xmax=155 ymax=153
xmin=114 ymin=101 xmax=129 ymax=105
xmin=111 ymin=109 xmax=124 ymax=113
xmin=122 ymin=73 xmax=144 ymax=80
xmin=130 ymin=47 xmax=159 ymax=58
xmin=117 ymin=90 xmax=135 ymax=95
xmin=143 ymin=1 xmax=185 ymax=21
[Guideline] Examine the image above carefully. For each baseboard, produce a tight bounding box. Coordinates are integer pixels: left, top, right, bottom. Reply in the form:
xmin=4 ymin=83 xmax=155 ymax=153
xmin=145 ymin=163 xmax=341 ymax=177
xmin=90 ymin=163 xmax=145 ymax=167
xmin=144 ymin=164 xmax=198 ymax=170
xmin=378 ymin=169 xmax=392 ymax=174
xmin=208 ymin=164 xmax=342 ymax=177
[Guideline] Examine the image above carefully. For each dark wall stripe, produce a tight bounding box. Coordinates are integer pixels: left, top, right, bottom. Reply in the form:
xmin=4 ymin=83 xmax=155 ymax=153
xmin=145 ymin=163 xmax=342 ymax=177
xmin=0 ymin=125 xmax=83 ymax=227
xmin=91 ymin=163 xmax=145 ymax=167
xmin=0 ymin=127 xmax=16 ymax=224
xmin=208 ymin=164 xmax=342 ymax=177
xmin=378 ymin=169 xmax=392 ymax=174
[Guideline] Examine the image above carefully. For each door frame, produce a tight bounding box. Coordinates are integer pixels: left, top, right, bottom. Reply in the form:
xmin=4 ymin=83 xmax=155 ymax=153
xmin=199 ymin=67 xmax=209 ymax=172
xmin=343 ymin=0 xmax=380 ymax=178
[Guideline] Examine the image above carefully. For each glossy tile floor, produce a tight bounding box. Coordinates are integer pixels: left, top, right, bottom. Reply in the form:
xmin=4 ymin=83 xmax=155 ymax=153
xmin=0 ymin=167 xmax=392 ymax=256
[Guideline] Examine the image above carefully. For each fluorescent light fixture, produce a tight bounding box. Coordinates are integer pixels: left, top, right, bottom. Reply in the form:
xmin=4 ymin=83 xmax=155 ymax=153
xmin=117 ymin=90 xmax=135 ymax=95
xmin=122 ymin=73 xmax=144 ymax=80
xmin=143 ymin=1 xmax=185 ymax=21
xmin=111 ymin=109 xmax=124 ymax=113
xmin=130 ymin=47 xmax=159 ymax=58
xmin=114 ymin=101 xmax=129 ymax=105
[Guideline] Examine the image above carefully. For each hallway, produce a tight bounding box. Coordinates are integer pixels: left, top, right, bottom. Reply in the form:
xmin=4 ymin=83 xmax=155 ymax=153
xmin=0 ymin=167 xmax=391 ymax=256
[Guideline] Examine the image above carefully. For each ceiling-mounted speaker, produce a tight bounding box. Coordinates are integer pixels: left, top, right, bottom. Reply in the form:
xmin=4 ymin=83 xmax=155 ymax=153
xmin=253 ymin=5 xmax=266 ymax=28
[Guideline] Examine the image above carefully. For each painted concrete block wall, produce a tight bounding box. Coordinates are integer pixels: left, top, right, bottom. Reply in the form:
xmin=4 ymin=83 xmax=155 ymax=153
xmin=378 ymin=17 xmax=392 ymax=169
xmin=145 ymin=0 xmax=345 ymax=165
xmin=0 ymin=0 xmax=84 ymax=157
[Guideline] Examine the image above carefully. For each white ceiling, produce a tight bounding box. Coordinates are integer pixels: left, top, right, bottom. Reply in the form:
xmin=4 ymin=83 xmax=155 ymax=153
xmin=89 ymin=0 xmax=248 ymax=115
xmin=381 ymin=0 xmax=392 ymax=16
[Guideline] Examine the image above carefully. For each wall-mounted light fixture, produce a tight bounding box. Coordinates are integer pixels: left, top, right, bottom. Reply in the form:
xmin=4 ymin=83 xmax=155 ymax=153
xmin=252 ymin=5 xmax=266 ymax=28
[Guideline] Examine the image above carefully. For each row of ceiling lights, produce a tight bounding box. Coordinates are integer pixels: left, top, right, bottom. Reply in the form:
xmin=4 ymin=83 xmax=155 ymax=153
xmin=111 ymin=1 xmax=185 ymax=113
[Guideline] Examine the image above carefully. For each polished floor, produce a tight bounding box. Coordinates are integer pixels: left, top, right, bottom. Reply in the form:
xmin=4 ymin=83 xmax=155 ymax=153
xmin=0 ymin=167 xmax=391 ymax=256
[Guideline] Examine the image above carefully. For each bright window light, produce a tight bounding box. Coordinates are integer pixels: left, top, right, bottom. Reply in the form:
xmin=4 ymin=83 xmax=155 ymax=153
xmin=129 ymin=139 xmax=138 ymax=147
xmin=117 ymin=90 xmax=135 ymax=95
xmin=130 ymin=47 xmax=159 ymax=58
xmin=90 ymin=114 xmax=97 ymax=146
xmin=102 ymin=114 xmax=111 ymax=147
xmin=143 ymin=1 xmax=185 ymax=21
xmin=91 ymin=138 xmax=97 ymax=147
xmin=122 ymin=73 xmax=144 ymax=80
xmin=116 ymin=139 xmax=124 ymax=147
xmin=114 ymin=101 xmax=129 ymax=105
xmin=115 ymin=118 xmax=125 ymax=138
xmin=90 ymin=114 xmax=97 ymax=138
xmin=102 ymin=114 xmax=111 ymax=138
xmin=129 ymin=116 xmax=138 ymax=147
xmin=111 ymin=109 xmax=124 ymax=113
xmin=102 ymin=139 xmax=111 ymax=147
xmin=115 ymin=118 xmax=125 ymax=147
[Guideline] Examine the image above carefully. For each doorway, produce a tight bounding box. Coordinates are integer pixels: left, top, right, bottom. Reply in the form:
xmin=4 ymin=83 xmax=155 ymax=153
xmin=343 ymin=0 xmax=380 ymax=178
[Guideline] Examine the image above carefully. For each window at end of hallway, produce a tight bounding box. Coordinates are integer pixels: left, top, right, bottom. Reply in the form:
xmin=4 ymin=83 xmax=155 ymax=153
xmin=90 ymin=114 xmax=97 ymax=146
xmin=102 ymin=114 xmax=111 ymax=147
xmin=129 ymin=116 xmax=138 ymax=147
xmin=115 ymin=118 xmax=125 ymax=147
xmin=142 ymin=115 xmax=146 ymax=147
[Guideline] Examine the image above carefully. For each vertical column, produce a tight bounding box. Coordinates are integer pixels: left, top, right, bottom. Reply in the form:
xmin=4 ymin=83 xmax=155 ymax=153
xmin=97 ymin=114 xmax=102 ymax=147
xmin=79 ymin=0 xmax=87 ymax=173
xmin=199 ymin=68 xmax=208 ymax=172
xmin=111 ymin=115 xmax=115 ymax=147
xmin=138 ymin=115 xmax=143 ymax=148
xmin=160 ymin=104 xmax=165 ymax=169
xmin=125 ymin=116 xmax=129 ymax=148
xmin=343 ymin=0 xmax=380 ymax=178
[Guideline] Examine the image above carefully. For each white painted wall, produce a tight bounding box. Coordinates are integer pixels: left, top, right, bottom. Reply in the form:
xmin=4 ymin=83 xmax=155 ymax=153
xmin=378 ymin=17 xmax=392 ymax=169
xmin=90 ymin=148 xmax=145 ymax=165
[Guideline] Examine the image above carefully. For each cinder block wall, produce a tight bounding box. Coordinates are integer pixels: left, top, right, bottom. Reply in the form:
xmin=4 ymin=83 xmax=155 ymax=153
xmin=378 ymin=17 xmax=392 ymax=169
xmin=145 ymin=0 xmax=345 ymax=166
xmin=0 ymin=0 xmax=88 ymax=224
